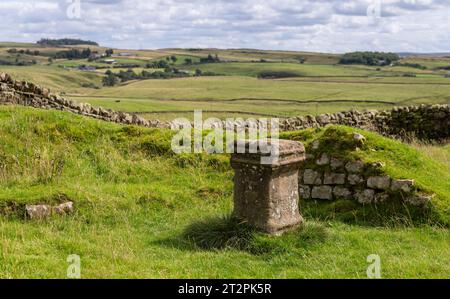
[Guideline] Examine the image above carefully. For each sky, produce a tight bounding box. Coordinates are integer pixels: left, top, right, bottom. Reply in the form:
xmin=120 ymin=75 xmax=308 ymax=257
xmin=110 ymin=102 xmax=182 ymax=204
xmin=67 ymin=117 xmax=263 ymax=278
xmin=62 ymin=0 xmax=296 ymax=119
xmin=0 ymin=0 xmax=449 ymax=53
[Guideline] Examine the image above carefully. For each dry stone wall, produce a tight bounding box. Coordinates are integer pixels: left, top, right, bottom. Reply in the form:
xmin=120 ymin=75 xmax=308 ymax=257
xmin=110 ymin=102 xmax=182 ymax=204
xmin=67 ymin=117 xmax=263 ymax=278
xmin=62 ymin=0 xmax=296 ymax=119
xmin=298 ymin=136 xmax=434 ymax=206
xmin=0 ymin=73 xmax=170 ymax=129
xmin=0 ymin=73 xmax=449 ymax=140
xmin=281 ymin=105 xmax=450 ymax=140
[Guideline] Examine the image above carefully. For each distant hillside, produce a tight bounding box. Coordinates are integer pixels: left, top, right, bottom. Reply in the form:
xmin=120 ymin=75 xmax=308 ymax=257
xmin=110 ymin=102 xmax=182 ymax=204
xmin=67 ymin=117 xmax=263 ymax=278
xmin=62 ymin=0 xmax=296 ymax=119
xmin=398 ymin=52 xmax=450 ymax=58
xmin=37 ymin=38 xmax=99 ymax=47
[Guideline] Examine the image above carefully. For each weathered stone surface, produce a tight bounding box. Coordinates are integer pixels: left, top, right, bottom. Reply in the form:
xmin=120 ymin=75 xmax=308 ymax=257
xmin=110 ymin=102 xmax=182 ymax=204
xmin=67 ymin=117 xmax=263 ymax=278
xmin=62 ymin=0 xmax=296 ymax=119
xmin=371 ymin=161 xmax=385 ymax=169
xmin=314 ymin=176 xmax=323 ymax=185
xmin=323 ymin=172 xmax=346 ymax=185
xmin=312 ymin=140 xmax=320 ymax=150
xmin=299 ymin=185 xmax=311 ymax=199
xmin=330 ymin=157 xmax=344 ymax=170
xmin=355 ymin=189 xmax=375 ymax=204
xmin=53 ymin=201 xmax=74 ymax=215
xmin=374 ymin=192 xmax=390 ymax=203
xmin=405 ymin=194 xmax=434 ymax=206
xmin=303 ymin=169 xmax=320 ymax=185
xmin=353 ymin=133 xmax=366 ymax=145
xmin=345 ymin=161 xmax=364 ymax=173
xmin=26 ymin=204 xmax=52 ymax=220
xmin=316 ymin=153 xmax=330 ymax=166
xmin=231 ymin=140 xmax=305 ymax=235
xmin=333 ymin=187 xmax=352 ymax=199
xmin=311 ymin=186 xmax=333 ymax=200
xmin=391 ymin=179 xmax=415 ymax=193
xmin=348 ymin=174 xmax=364 ymax=185
xmin=367 ymin=176 xmax=391 ymax=190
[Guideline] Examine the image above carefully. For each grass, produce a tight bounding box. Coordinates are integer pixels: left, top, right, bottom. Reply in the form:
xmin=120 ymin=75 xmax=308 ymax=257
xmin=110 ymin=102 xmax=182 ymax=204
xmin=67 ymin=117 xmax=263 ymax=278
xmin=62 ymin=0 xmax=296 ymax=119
xmin=0 ymin=65 xmax=104 ymax=93
xmin=69 ymin=75 xmax=450 ymax=120
xmin=183 ymin=62 xmax=437 ymax=77
xmin=401 ymin=57 xmax=450 ymax=70
xmin=162 ymin=48 xmax=341 ymax=64
xmin=0 ymin=106 xmax=448 ymax=278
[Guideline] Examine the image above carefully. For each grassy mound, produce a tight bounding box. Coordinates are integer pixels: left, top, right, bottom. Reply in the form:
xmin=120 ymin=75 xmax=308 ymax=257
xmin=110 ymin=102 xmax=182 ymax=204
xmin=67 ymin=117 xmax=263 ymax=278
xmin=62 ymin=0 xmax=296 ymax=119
xmin=281 ymin=126 xmax=450 ymax=226
xmin=0 ymin=106 xmax=448 ymax=278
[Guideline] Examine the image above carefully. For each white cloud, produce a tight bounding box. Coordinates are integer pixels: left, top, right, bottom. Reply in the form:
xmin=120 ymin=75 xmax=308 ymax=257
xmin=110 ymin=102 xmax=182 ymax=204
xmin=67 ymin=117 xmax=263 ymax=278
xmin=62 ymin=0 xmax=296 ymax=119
xmin=0 ymin=0 xmax=448 ymax=52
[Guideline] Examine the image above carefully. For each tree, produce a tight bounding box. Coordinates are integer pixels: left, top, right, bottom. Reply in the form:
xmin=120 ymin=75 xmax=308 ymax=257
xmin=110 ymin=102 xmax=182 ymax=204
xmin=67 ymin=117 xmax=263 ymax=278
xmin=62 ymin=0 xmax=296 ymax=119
xmin=170 ymin=55 xmax=178 ymax=63
xmin=195 ymin=69 xmax=202 ymax=76
xmin=200 ymin=54 xmax=220 ymax=63
xmin=184 ymin=58 xmax=193 ymax=65
xmin=147 ymin=59 xmax=170 ymax=69
xmin=105 ymin=49 xmax=114 ymax=57
xmin=339 ymin=52 xmax=400 ymax=66
xmin=37 ymin=38 xmax=98 ymax=46
xmin=103 ymin=72 xmax=118 ymax=86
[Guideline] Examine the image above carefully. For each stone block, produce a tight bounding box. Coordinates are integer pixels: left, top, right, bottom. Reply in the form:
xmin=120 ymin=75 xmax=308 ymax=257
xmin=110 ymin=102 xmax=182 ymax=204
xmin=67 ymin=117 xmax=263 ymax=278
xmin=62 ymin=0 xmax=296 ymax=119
xmin=53 ymin=201 xmax=74 ymax=215
xmin=355 ymin=189 xmax=375 ymax=204
xmin=299 ymin=185 xmax=311 ymax=199
xmin=374 ymin=192 xmax=389 ymax=203
xmin=391 ymin=179 xmax=414 ymax=193
xmin=345 ymin=161 xmax=364 ymax=173
xmin=303 ymin=169 xmax=320 ymax=185
xmin=330 ymin=157 xmax=344 ymax=170
xmin=231 ymin=139 xmax=305 ymax=235
xmin=405 ymin=194 xmax=434 ymax=206
xmin=316 ymin=153 xmax=330 ymax=166
xmin=324 ymin=172 xmax=346 ymax=185
xmin=348 ymin=174 xmax=364 ymax=185
xmin=333 ymin=187 xmax=352 ymax=199
xmin=312 ymin=140 xmax=320 ymax=150
xmin=367 ymin=176 xmax=391 ymax=190
xmin=311 ymin=186 xmax=333 ymax=200
xmin=25 ymin=204 xmax=52 ymax=220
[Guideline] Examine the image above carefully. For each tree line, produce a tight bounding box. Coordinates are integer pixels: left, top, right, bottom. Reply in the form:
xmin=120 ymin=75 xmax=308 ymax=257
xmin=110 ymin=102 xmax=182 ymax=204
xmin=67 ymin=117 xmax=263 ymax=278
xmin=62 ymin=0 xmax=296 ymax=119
xmin=339 ymin=52 xmax=400 ymax=66
xmin=102 ymin=68 xmax=219 ymax=86
xmin=37 ymin=38 xmax=99 ymax=46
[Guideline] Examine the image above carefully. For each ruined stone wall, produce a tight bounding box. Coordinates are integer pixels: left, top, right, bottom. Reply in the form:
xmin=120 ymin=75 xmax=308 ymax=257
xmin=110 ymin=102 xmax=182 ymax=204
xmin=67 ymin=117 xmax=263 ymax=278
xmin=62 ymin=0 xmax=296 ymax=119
xmin=0 ymin=73 xmax=170 ymax=129
xmin=298 ymin=137 xmax=433 ymax=206
xmin=281 ymin=105 xmax=450 ymax=140
xmin=1 ymin=72 xmax=449 ymax=140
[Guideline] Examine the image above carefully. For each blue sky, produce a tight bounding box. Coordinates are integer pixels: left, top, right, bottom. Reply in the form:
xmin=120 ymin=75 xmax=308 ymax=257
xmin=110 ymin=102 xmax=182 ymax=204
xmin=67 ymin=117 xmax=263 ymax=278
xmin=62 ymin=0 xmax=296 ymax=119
xmin=1 ymin=0 xmax=449 ymax=52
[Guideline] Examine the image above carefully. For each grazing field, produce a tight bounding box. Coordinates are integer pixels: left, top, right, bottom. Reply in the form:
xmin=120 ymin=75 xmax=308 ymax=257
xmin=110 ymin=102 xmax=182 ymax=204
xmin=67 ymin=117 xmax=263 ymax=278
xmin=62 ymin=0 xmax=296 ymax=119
xmin=71 ymin=76 xmax=450 ymax=120
xmin=160 ymin=48 xmax=341 ymax=64
xmin=1 ymin=43 xmax=449 ymax=122
xmin=183 ymin=62 xmax=435 ymax=77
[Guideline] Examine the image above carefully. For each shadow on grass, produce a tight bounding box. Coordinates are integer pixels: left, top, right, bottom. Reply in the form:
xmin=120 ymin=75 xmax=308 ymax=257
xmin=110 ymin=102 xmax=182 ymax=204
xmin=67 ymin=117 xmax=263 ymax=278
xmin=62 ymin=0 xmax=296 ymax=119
xmin=154 ymin=215 xmax=328 ymax=255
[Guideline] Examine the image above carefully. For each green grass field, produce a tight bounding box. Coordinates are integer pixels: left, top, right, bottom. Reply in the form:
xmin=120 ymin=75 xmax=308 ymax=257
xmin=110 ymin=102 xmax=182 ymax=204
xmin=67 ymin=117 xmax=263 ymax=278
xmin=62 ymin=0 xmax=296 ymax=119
xmin=70 ymin=76 xmax=449 ymax=120
xmin=0 ymin=106 xmax=448 ymax=278
xmin=1 ymin=43 xmax=449 ymax=122
xmin=1 ymin=43 xmax=449 ymax=121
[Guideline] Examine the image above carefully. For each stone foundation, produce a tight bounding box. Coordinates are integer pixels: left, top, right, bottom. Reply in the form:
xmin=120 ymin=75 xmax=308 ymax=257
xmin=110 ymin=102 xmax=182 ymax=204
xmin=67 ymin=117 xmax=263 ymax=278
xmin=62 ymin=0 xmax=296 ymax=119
xmin=298 ymin=136 xmax=434 ymax=206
